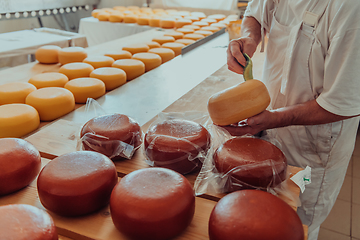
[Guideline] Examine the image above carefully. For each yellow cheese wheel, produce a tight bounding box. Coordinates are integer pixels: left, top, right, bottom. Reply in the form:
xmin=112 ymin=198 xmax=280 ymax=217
xmin=132 ymin=52 xmax=162 ymax=72
xmin=208 ymin=14 xmax=226 ymax=22
xmin=64 ymin=78 xmax=106 ymax=103
xmin=191 ymin=12 xmax=206 ymax=20
xmin=113 ymin=6 xmax=127 ymax=11
xmin=28 ymin=72 xmax=69 ymax=89
xmin=58 ymin=62 xmax=94 ymax=80
xmin=175 ymin=19 xmax=192 ymax=28
xmin=83 ymin=56 xmax=115 ymax=69
xmin=194 ymin=30 xmax=213 ymax=37
xmin=58 ymin=47 xmax=88 ymax=65
xmin=211 ymin=22 xmax=227 ymax=28
xmin=164 ymin=31 xmax=184 ymax=40
xmin=175 ymin=39 xmax=196 ymax=46
xmin=145 ymin=41 xmax=161 ymax=49
xmin=0 ymin=82 xmax=36 ymax=105
xmin=97 ymin=12 xmax=110 ymax=21
xmin=192 ymin=21 xmax=209 ymax=27
xmin=160 ymin=18 xmax=176 ymax=29
xmin=183 ymin=33 xmax=205 ymax=41
xmin=122 ymin=43 xmax=150 ymax=55
xmin=109 ymin=13 xmax=124 ymax=22
xmin=0 ymin=104 xmax=40 ymax=138
xmin=112 ymin=59 xmax=145 ymax=80
xmin=183 ymin=25 xmax=201 ymax=31
xmin=25 ymin=87 xmax=75 ymax=121
xmin=137 ymin=16 xmax=150 ymax=25
xmin=176 ymin=28 xmax=194 ymax=34
xmin=123 ymin=15 xmax=138 ymax=23
xmin=104 ymin=50 xmax=132 ymax=60
xmin=184 ymin=15 xmax=200 ymax=22
xmin=149 ymin=17 xmax=161 ymax=27
xmin=148 ymin=48 xmax=175 ymax=63
xmin=201 ymin=26 xmax=221 ymax=33
xmin=152 ymin=36 xmax=175 ymax=45
xmin=90 ymin=67 xmax=127 ymax=91
xmin=161 ymin=42 xmax=185 ymax=56
xmin=201 ymin=18 xmax=217 ymax=24
xmin=35 ymin=45 xmax=61 ymax=64
xmin=92 ymin=9 xmax=101 ymax=18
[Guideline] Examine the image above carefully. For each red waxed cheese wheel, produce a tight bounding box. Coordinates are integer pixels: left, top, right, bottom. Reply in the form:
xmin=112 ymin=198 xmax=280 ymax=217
xmin=37 ymin=151 xmax=118 ymax=217
xmin=0 ymin=204 xmax=58 ymax=240
xmin=214 ymin=137 xmax=287 ymax=191
xmin=209 ymin=190 xmax=304 ymax=240
xmin=144 ymin=119 xmax=211 ymax=174
xmin=0 ymin=138 xmax=41 ymax=195
xmin=110 ymin=167 xmax=195 ymax=240
xmin=80 ymin=113 xmax=142 ymax=160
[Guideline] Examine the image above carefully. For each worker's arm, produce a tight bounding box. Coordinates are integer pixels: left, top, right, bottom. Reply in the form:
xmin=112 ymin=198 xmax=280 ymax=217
xmin=221 ymin=99 xmax=357 ymax=136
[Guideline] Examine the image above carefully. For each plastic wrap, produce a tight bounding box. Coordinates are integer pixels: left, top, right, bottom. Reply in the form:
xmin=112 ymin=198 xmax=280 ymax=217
xmin=77 ymin=98 xmax=143 ymax=160
xmin=143 ymin=112 xmax=212 ymax=175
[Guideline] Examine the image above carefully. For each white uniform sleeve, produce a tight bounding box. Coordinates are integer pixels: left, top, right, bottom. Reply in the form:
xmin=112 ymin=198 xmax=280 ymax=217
xmin=244 ymin=0 xmax=275 ymax=33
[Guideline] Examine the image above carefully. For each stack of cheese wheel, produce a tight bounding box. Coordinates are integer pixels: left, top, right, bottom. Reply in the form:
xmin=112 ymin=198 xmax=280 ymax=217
xmin=209 ymin=190 xmax=304 ymax=240
xmin=213 ymin=137 xmax=287 ymax=191
xmin=0 ymin=138 xmax=41 ymax=195
xmin=0 ymin=204 xmax=58 ymax=240
xmin=110 ymin=167 xmax=195 ymax=240
xmin=64 ymin=77 xmax=106 ymax=103
xmin=59 ymin=62 xmax=94 ymax=80
xmin=35 ymin=45 xmax=61 ymax=64
xmin=28 ymin=72 xmax=69 ymax=88
xmin=145 ymin=119 xmax=211 ymax=175
xmin=37 ymin=151 xmax=118 ymax=217
xmin=58 ymin=46 xmax=87 ymax=65
xmin=0 ymin=82 xmax=36 ymax=105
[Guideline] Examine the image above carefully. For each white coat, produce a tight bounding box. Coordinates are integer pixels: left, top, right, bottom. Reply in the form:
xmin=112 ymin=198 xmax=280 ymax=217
xmin=245 ymin=0 xmax=360 ymax=239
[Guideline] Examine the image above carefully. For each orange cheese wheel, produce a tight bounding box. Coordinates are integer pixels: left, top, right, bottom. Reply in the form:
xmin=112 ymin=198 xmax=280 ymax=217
xmin=183 ymin=25 xmax=201 ymax=30
xmin=176 ymin=28 xmax=194 ymax=34
xmin=211 ymin=22 xmax=227 ymax=28
xmin=58 ymin=47 xmax=88 ymax=65
xmin=90 ymin=67 xmax=127 ymax=91
xmin=201 ymin=26 xmax=221 ymax=32
xmin=123 ymin=15 xmax=138 ymax=23
xmin=91 ymin=9 xmax=101 ymax=18
xmin=183 ymin=33 xmax=205 ymax=41
xmin=110 ymin=168 xmax=195 ymax=240
xmin=58 ymin=62 xmax=94 ymax=80
xmin=35 ymin=45 xmax=61 ymax=64
xmin=192 ymin=21 xmax=209 ymax=27
xmin=113 ymin=6 xmax=127 ymax=11
xmin=132 ymin=52 xmax=162 ymax=71
xmin=37 ymin=151 xmax=118 ymax=217
xmin=162 ymin=42 xmax=185 ymax=56
xmin=201 ymin=18 xmax=217 ymax=24
xmin=122 ymin=43 xmax=150 ymax=55
xmin=148 ymin=47 xmax=175 ymax=63
xmin=164 ymin=31 xmax=184 ymax=40
xmin=194 ymin=30 xmax=213 ymax=37
xmin=83 ymin=56 xmax=115 ymax=69
xmin=152 ymin=36 xmax=175 ymax=45
xmin=0 ymin=104 xmax=40 ymax=138
xmin=104 ymin=50 xmax=132 ymax=60
xmin=0 ymin=138 xmax=41 ymax=195
xmin=28 ymin=72 xmax=69 ymax=88
xmin=0 ymin=204 xmax=57 ymax=240
xmin=149 ymin=17 xmax=161 ymax=27
xmin=0 ymin=82 xmax=36 ymax=105
xmin=160 ymin=18 xmax=176 ymax=28
xmin=175 ymin=19 xmax=192 ymax=28
xmin=184 ymin=15 xmax=199 ymax=22
xmin=25 ymin=87 xmax=75 ymax=121
xmin=112 ymin=59 xmax=145 ymax=80
xmin=109 ymin=13 xmax=124 ymax=22
xmin=208 ymin=14 xmax=226 ymax=22
xmin=137 ymin=16 xmax=150 ymax=25
xmin=97 ymin=11 xmax=110 ymax=21
xmin=145 ymin=41 xmax=161 ymax=49
xmin=175 ymin=38 xmax=196 ymax=46
xmin=64 ymin=77 xmax=106 ymax=103
xmin=191 ymin=12 xmax=206 ymax=20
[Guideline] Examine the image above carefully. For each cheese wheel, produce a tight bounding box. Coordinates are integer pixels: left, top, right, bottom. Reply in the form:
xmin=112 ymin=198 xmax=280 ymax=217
xmin=104 ymin=50 xmax=132 ymax=60
xmin=184 ymin=15 xmax=199 ymax=22
xmin=145 ymin=41 xmax=161 ymax=49
xmin=209 ymin=190 xmax=304 ymax=240
xmin=0 ymin=204 xmax=58 ymax=240
xmin=175 ymin=19 xmax=192 ymax=28
xmin=201 ymin=26 xmax=221 ymax=32
xmin=0 ymin=104 xmax=40 ymax=138
xmin=214 ymin=137 xmax=287 ymax=191
xmin=211 ymin=22 xmax=227 ymax=28
xmin=80 ymin=113 xmax=142 ymax=160
xmin=176 ymin=27 xmax=194 ymax=34
xmin=28 ymin=72 xmax=69 ymax=88
xmin=208 ymin=14 xmax=226 ymax=22
xmin=192 ymin=21 xmax=209 ymax=27
xmin=112 ymin=59 xmax=145 ymax=80
xmin=194 ymin=30 xmax=213 ymax=37
xmin=201 ymin=18 xmax=217 ymax=24
xmin=91 ymin=9 xmax=101 ymax=18
xmin=160 ymin=18 xmax=176 ymax=28
xmin=145 ymin=119 xmax=211 ymax=174
xmin=137 ymin=16 xmax=150 ymax=25
xmin=152 ymin=36 xmax=175 ymax=45
xmin=175 ymin=39 xmax=196 ymax=46
xmin=0 ymin=82 xmax=36 ymax=105
xmin=58 ymin=62 xmax=94 ymax=80
xmin=148 ymin=47 xmax=175 ymax=63
xmin=113 ymin=6 xmax=127 ymax=11
xmin=37 ymin=151 xmax=118 ymax=217
xmin=123 ymin=15 xmax=138 ymax=23
xmin=109 ymin=13 xmax=124 ymax=22
xmin=122 ymin=43 xmax=150 ymax=55
xmin=110 ymin=168 xmax=195 ymax=240
xmin=83 ymin=56 xmax=115 ymax=69
xmin=132 ymin=52 xmax=162 ymax=71
xmin=0 ymin=138 xmax=41 ymax=195
xmin=164 ymin=31 xmax=184 ymax=40
xmin=90 ymin=67 xmax=126 ymax=91
xmin=25 ymin=87 xmax=75 ymax=121
xmin=191 ymin=12 xmax=206 ymax=20
xmin=149 ymin=16 xmax=161 ymax=27
xmin=161 ymin=42 xmax=185 ymax=56
xmin=35 ymin=45 xmax=61 ymax=64
xmin=183 ymin=33 xmax=205 ymax=41
xmin=97 ymin=11 xmax=110 ymax=21
xmin=58 ymin=47 xmax=87 ymax=65
xmin=183 ymin=24 xmax=201 ymax=31
xmin=64 ymin=77 xmax=106 ymax=103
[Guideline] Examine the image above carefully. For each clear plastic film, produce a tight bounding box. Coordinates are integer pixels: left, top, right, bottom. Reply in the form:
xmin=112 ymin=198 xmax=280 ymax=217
xmin=76 ymin=98 xmax=143 ymax=160
xmin=144 ymin=111 xmax=212 ymax=175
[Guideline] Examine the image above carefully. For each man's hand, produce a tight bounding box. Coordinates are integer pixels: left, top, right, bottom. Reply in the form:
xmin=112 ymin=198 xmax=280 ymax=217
xmin=227 ymin=37 xmax=258 ymax=74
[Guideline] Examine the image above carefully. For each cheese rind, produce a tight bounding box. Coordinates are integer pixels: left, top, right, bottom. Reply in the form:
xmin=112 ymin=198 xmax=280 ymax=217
xmin=35 ymin=45 xmax=61 ymax=64
xmin=58 ymin=47 xmax=88 ymax=65
xmin=148 ymin=48 xmax=175 ymax=63
xmin=65 ymin=78 xmax=106 ymax=103
xmin=90 ymin=67 xmax=127 ymax=91
xmin=0 ymin=82 xmax=36 ymax=105
xmin=58 ymin=62 xmax=95 ymax=80
xmin=83 ymin=56 xmax=115 ymax=69
xmin=28 ymin=72 xmax=69 ymax=88
xmin=132 ymin=52 xmax=162 ymax=71
xmin=112 ymin=59 xmax=145 ymax=80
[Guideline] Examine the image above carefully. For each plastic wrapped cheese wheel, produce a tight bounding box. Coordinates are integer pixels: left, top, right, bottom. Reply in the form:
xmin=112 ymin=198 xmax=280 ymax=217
xmin=148 ymin=47 xmax=175 ymax=63
xmin=0 ymin=82 xmax=36 ymax=105
xmin=214 ymin=137 xmax=287 ymax=191
xmin=209 ymin=190 xmax=304 ymax=240
xmin=175 ymin=38 xmax=196 ymax=46
xmin=0 ymin=138 xmax=41 ymax=195
xmin=35 ymin=45 xmax=61 ymax=64
xmin=122 ymin=43 xmax=150 ymax=55
xmin=0 ymin=104 xmax=40 ymax=138
xmin=28 ymin=72 xmax=69 ymax=88
xmin=58 ymin=47 xmax=87 ymax=65
xmin=64 ymin=77 xmax=106 ymax=103
xmin=90 ymin=67 xmax=127 ymax=91
xmin=83 ymin=56 xmax=115 ymax=69
xmin=145 ymin=119 xmax=211 ymax=174
xmin=104 ymin=50 xmax=132 ymax=60
xmin=37 ymin=151 xmax=118 ymax=217
xmin=110 ymin=167 xmax=195 ymax=240
xmin=162 ymin=42 xmax=185 ymax=56
xmin=80 ymin=113 xmax=142 ymax=160
xmin=152 ymin=36 xmax=175 ymax=45
xmin=25 ymin=87 xmax=75 ymax=121
xmin=132 ymin=52 xmax=162 ymax=71
xmin=59 ymin=62 xmax=95 ymax=80
xmin=112 ymin=59 xmax=145 ymax=80
xmin=0 ymin=204 xmax=58 ymax=240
